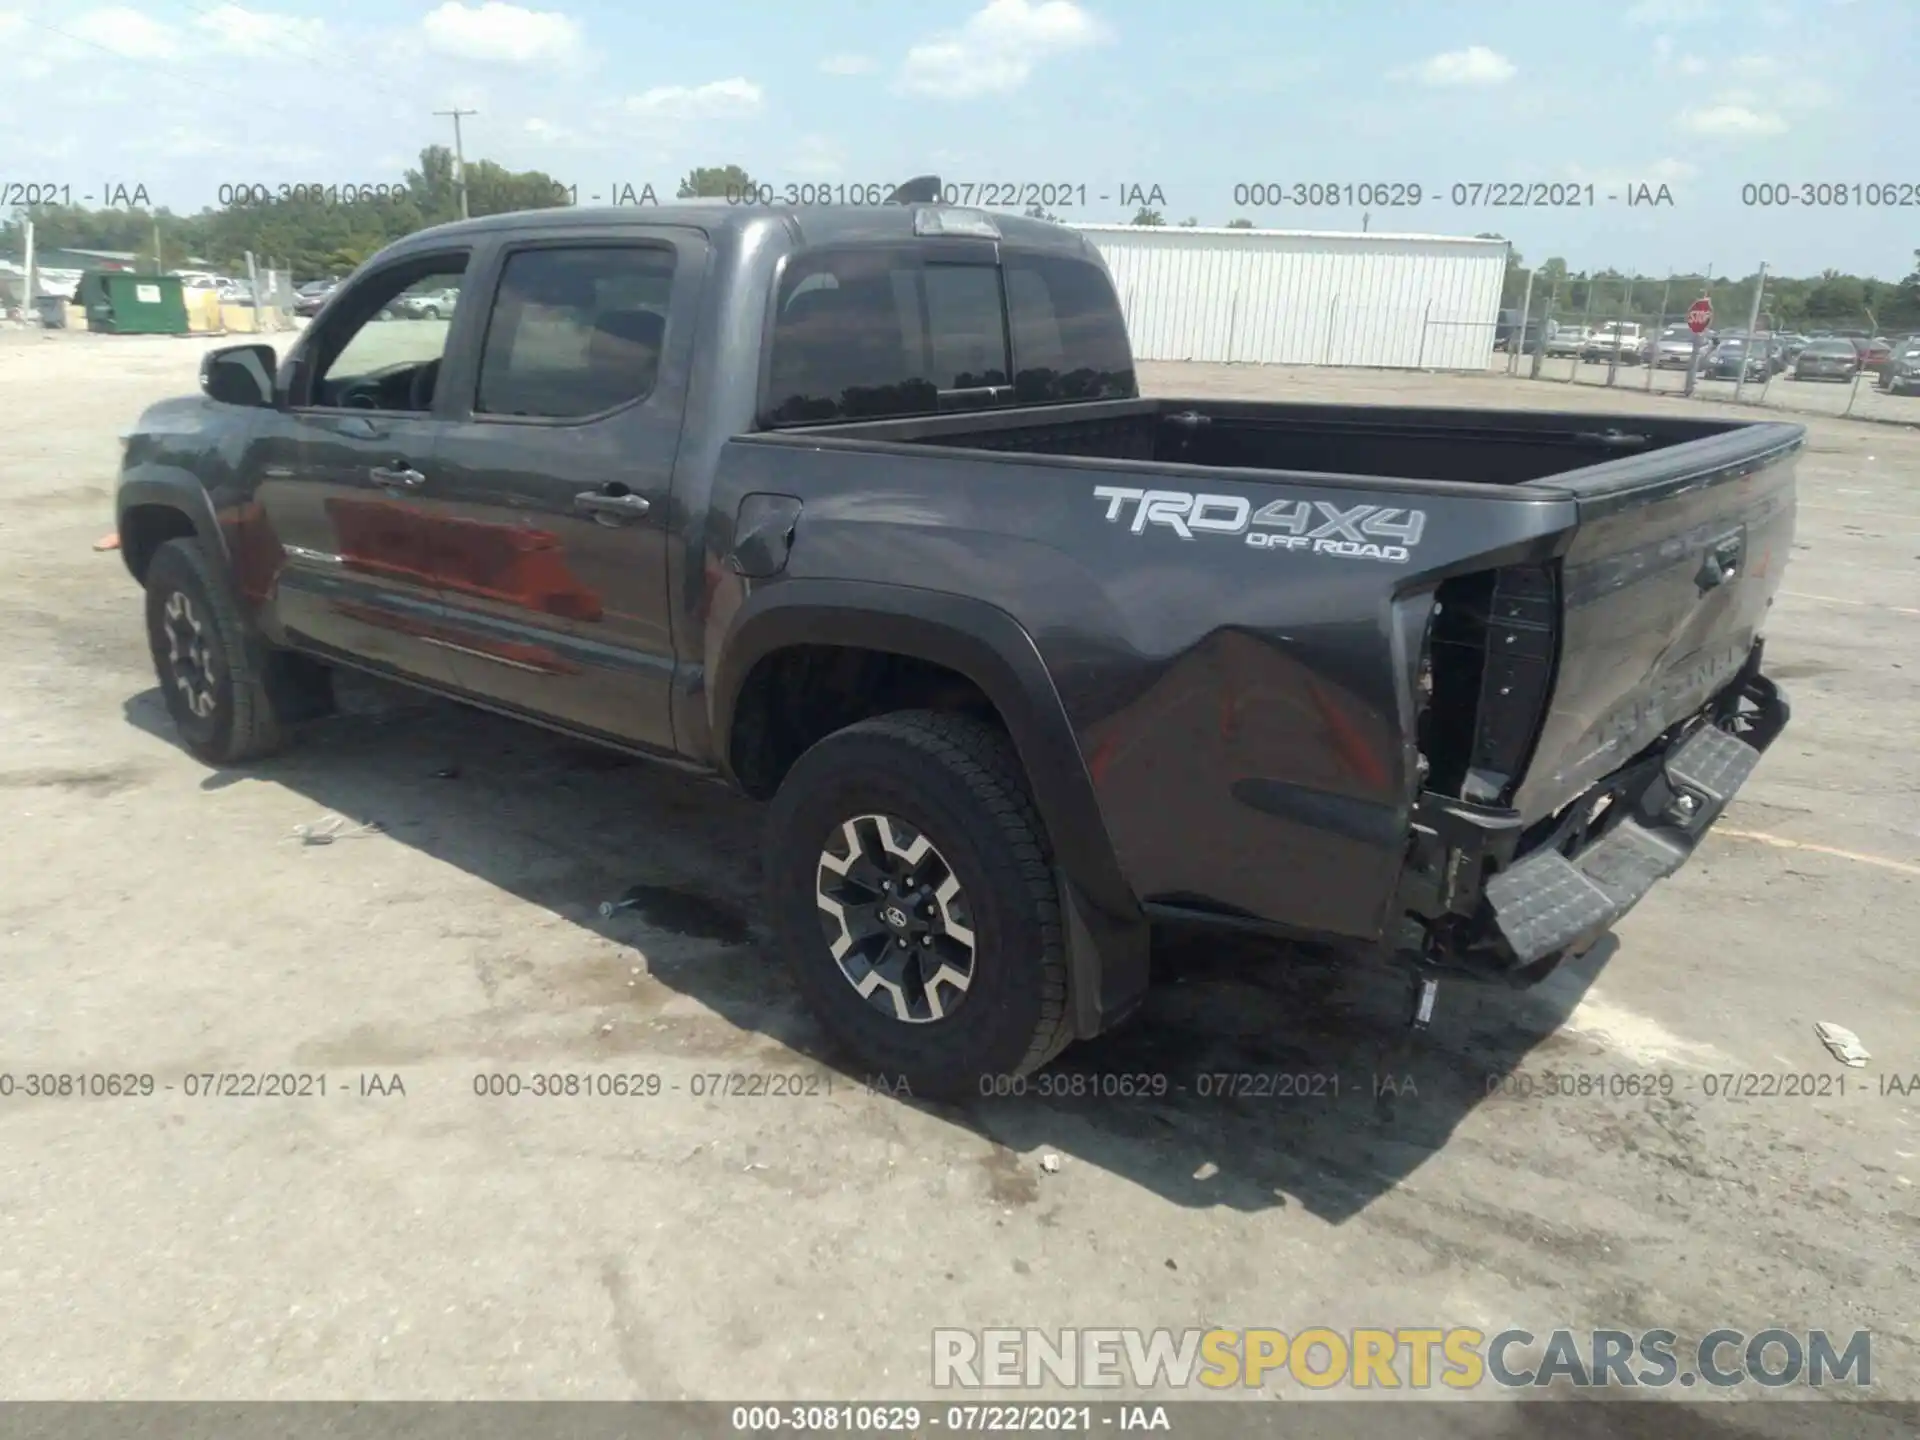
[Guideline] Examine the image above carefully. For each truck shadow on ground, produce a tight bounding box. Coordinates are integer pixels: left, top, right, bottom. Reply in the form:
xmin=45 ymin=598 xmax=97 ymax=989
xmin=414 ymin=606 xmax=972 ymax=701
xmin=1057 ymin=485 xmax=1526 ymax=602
xmin=126 ymin=675 xmax=1619 ymax=1225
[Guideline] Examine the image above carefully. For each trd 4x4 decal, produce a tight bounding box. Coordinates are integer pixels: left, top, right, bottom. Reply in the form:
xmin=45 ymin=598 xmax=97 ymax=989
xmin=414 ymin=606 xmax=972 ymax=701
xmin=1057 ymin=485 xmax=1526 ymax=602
xmin=1091 ymin=486 xmax=1427 ymax=563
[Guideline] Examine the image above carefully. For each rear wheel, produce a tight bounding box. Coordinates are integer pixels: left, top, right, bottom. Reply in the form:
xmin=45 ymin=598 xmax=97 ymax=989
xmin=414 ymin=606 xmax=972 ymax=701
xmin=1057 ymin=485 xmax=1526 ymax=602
xmin=143 ymin=537 xmax=330 ymax=765
xmin=765 ymin=710 xmax=1072 ymax=1100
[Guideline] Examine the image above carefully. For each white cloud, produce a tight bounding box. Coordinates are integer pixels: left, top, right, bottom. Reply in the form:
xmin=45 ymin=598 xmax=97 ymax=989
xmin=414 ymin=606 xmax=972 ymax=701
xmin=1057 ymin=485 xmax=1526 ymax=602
xmin=819 ymin=53 xmax=875 ymax=75
xmin=70 ymin=7 xmax=183 ymax=60
xmin=1779 ymin=77 xmax=1833 ymax=109
xmin=1569 ymin=157 xmax=1699 ymax=190
xmin=897 ymin=0 xmax=1110 ymax=100
xmin=1626 ymin=0 xmax=1719 ymax=25
xmin=787 ymin=134 xmax=845 ymax=176
xmin=420 ymin=3 xmax=580 ymax=65
xmin=1677 ymin=102 xmax=1787 ymax=136
xmin=0 ymin=11 xmax=27 ymax=44
xmin=1397 ymin=45 xmax=1515 ymax=86
xmin=623 ymin=77 xmax=763 ymax=120
xmin=192 ymin=6 xmax=323 ymax=56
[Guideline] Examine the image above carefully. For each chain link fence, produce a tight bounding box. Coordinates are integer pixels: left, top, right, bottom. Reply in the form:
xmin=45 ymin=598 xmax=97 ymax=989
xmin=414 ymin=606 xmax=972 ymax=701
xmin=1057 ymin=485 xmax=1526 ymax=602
xmin=0 ymin=242 xmax=298 ymax=334
xmin=1491 ymin=265 xmax=1920 ymax=425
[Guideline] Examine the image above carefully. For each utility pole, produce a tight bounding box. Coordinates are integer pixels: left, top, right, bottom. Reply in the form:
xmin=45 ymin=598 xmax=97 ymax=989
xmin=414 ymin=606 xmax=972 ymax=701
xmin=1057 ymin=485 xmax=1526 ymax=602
xmin=1734 ymin=261 xmax=1768 ymax=405
xmin=152 ymin=216 xmax=162 ymax=273
xmin=434 ymin=107 xmax=478 ymax=219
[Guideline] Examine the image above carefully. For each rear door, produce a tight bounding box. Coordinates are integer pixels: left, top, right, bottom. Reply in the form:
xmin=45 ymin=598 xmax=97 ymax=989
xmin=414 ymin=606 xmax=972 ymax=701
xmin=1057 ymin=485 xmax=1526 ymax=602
xmin=257 ymin=249 xmax=476 ymax=682
xmin=421 ymin=228 xmax=704 ymax=754
xmin=1513 ymin=425 xmax=1800 ymax=823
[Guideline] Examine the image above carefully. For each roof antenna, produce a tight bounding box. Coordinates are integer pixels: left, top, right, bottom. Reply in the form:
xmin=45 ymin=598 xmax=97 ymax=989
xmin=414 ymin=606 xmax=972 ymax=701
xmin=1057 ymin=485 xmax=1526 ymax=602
xmin=885 ymin=175 xmax=942 ymax=204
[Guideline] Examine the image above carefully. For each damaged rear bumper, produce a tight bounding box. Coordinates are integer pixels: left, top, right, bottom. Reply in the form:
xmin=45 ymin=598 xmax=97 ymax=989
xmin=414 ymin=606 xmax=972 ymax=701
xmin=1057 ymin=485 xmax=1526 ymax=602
xmin=1398 ymin=663 xmax=1790 ymax=979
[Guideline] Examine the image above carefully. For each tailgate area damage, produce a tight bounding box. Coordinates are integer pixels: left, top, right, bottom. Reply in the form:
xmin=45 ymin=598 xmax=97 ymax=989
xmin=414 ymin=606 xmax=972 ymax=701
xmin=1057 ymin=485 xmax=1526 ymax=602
xmin=1484 ymin=703 xmax=1779 ymax=964
xmin=1399 ymin=661 xmax=1789 ymax=980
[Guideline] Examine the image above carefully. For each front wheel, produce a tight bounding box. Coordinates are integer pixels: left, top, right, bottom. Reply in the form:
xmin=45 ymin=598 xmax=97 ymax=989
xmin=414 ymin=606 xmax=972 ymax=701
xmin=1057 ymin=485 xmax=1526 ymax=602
xmin=144 ymin=538 xmax=330 ymax=765
xmin=765 ymin=711 xmax=1073 ymax=1100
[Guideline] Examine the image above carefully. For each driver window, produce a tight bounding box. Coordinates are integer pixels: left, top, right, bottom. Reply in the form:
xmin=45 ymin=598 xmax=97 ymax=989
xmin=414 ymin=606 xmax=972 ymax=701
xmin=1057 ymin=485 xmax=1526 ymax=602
xmin=311 ymin=257 xmax=469 ymax=410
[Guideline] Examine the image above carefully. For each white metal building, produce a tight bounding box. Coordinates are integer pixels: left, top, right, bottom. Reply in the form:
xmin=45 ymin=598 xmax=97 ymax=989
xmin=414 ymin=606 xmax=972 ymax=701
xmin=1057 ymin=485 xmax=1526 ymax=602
xmin=1071 ymin=224 xmax=1509 ymax=371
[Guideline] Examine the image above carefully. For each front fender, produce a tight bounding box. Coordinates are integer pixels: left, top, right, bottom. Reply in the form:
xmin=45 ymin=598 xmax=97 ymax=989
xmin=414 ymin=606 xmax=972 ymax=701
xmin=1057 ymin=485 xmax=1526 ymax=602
xmin=116 ymin=466 xmax=230 ymax=582
xmin=712 ymin=577 xmax=1151 ymax=1038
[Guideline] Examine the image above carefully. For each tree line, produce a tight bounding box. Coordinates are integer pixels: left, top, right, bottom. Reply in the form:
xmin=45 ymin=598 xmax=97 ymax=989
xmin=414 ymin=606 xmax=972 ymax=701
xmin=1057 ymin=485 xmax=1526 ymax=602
xmin=6 ymin=149 xmax=1915 ymax=330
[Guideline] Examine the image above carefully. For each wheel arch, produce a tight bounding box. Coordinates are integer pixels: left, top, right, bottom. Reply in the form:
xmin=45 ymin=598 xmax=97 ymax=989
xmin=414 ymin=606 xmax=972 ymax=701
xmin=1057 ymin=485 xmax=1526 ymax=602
xmin=712 ymin=578 xmax=1150 ymax=1038
xmin=117 ymin=470 xmax=228 ymax=585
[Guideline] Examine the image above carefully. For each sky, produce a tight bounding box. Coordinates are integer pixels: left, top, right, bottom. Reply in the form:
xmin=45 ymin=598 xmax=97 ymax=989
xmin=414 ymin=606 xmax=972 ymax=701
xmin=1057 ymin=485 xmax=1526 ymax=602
xmin=0 ymin=0 xmax=1913 ymax=278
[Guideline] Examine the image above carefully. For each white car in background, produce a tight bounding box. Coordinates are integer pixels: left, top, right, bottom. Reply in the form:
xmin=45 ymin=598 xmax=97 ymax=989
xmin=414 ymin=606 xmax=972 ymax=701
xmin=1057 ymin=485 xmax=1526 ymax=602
xmin=1545 ymin=325 xmax=1589 ymax=358
xmin=1580 ymin=321 xmax=1647 ymax=364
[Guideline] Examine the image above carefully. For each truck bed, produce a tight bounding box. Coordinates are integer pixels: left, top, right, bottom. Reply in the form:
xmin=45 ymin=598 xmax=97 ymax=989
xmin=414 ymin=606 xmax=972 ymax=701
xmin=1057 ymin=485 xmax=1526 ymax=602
xmin=792 ymin=396 xmax=1770 ymax=491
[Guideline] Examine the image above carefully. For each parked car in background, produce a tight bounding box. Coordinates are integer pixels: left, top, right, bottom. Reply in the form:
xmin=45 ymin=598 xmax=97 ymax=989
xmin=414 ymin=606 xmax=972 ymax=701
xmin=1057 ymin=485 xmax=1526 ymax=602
xmin=293 ymin=281 xmax=339 ymax=318
xmin=1493 ymin=312 xmax=1558 ymax=354
xmin=1793 ymin=338 xmax=1860 ymax=381
xmin=1580 ymin=321 xmax=1645 ymax=364
xmin=1777 ymin=333 xmax=1810 ymax=363
xmin=1879 ymin=337 xmax=1920 ymax=395
xmin=1511 ymin=318 xmax=1557 ymax=354
xmin=1651 ymin=326 xmax=1705 ymax=369
xmin=1545 ymin=325 xmax=1588 ymax=358
xmin=1705 ymin=335 xmax=1771 ymax=382
xmin=1852 ymin=337 xmax=1893 ymax=376
xmin=394 ymin=286 xmax=460 ymax=320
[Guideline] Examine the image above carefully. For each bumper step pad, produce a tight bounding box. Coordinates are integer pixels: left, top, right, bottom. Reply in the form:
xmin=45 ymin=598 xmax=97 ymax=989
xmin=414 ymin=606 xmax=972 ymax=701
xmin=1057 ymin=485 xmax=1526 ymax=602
xmin=1665 ymin=719 xmax=1761 ymax=805
xmin=1483 ymin=723 xmax=1762 ymax=966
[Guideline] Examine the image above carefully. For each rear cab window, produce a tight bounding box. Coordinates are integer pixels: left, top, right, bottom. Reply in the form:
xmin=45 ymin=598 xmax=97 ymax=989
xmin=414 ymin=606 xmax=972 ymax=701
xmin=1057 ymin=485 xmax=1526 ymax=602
xmin=761 ymin=245 xmax=1135 ymax=427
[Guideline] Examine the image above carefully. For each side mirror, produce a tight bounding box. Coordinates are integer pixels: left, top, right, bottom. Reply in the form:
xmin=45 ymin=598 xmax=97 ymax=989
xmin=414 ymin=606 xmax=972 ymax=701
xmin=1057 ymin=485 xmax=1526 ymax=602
xmin=200 ymin=343 xmax=278 ymax=408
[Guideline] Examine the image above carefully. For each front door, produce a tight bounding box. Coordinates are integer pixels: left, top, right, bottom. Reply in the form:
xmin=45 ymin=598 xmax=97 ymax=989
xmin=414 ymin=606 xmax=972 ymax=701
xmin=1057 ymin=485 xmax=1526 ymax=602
xmin=423 ymin=231 xmax=702 ymax=754
xmin=255 ymin=249 xmax=476 ymax=685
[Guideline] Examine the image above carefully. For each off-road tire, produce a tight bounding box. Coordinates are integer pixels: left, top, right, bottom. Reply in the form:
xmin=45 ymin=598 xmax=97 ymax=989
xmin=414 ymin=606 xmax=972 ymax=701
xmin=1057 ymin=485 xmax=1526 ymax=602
xmin=144 ymin=537 xmax=328 ymax=764
xmin=765 ymin=710 xmax=1073 ymax=1101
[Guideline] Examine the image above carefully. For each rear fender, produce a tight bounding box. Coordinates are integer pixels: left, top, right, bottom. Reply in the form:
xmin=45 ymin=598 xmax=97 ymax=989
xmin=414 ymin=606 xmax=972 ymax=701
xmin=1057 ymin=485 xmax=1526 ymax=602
xmin=711 ymin=578 xmax=1151 ymax=1039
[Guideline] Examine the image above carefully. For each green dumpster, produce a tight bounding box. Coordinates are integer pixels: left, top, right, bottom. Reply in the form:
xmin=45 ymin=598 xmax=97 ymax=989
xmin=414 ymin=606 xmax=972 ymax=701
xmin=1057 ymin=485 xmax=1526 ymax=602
xmin=77 ymin=270 xmax=190 ymax=335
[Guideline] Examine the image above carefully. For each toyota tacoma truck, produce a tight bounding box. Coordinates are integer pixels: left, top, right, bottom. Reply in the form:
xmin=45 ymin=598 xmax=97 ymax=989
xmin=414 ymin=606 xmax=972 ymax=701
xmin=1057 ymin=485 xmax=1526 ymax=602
xmin=115 ymin=191 xmax=1798 ymax=1097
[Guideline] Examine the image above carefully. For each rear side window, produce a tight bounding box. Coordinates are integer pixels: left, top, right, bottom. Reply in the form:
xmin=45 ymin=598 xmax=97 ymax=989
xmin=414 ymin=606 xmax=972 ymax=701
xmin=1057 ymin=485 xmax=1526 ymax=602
xmin=763 ymin=248 xmax=1134 ymax=426
xmin=475 ymin=245 xmax=675 ymax=419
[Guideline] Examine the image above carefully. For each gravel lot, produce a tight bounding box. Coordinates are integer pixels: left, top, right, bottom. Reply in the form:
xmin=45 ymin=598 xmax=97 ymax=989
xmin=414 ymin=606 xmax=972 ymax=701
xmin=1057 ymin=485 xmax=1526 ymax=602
xmin=0 ymin=330 xmax=1915 ymax=1426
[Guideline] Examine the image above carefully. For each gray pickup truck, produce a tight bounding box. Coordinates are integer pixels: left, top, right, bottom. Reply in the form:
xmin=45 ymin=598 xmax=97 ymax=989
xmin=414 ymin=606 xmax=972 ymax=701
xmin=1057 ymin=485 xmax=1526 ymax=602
xmin=115 ymin=194 xmax=1798 ymax=1097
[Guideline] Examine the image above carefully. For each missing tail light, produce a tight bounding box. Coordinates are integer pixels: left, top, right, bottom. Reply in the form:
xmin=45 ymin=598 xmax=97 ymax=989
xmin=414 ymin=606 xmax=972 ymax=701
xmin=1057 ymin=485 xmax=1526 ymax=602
xmin=1418 ymin=563 xmax=1559 ymax=807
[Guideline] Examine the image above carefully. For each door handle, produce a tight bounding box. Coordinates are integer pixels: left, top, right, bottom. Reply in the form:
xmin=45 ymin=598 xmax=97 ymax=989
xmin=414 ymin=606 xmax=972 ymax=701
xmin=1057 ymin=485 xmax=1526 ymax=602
xmin=574 ymin=490 xmax=650 ymax=519
xmin=1696 ymin=535 xmax=1744 ymax=592
xmin=370 ymin=464 xmax=426 ymax=488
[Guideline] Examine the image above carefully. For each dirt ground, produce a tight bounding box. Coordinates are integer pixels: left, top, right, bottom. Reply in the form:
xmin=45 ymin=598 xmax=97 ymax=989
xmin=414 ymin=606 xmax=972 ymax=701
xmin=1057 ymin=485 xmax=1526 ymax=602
xmin=0 ymin=330 xmax=1915 ymax=1425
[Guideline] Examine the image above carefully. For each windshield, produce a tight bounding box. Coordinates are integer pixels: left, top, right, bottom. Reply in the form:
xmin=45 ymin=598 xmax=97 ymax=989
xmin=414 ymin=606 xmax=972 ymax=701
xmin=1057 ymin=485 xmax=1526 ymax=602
xmin=1806 ymin=340 xmax=1855 ymax=355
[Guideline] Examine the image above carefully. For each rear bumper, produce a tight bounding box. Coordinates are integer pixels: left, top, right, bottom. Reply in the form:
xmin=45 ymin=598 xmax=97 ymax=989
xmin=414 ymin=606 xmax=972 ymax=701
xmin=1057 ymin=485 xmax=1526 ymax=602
xmin=1398 ymin=662 xmax=1789 ymax=979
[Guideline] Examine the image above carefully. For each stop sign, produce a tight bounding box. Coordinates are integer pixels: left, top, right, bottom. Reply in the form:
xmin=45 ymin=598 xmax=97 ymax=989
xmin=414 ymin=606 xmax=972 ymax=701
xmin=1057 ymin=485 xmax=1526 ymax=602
xmin=1687 ymin=298 xmax=1713 ymax=334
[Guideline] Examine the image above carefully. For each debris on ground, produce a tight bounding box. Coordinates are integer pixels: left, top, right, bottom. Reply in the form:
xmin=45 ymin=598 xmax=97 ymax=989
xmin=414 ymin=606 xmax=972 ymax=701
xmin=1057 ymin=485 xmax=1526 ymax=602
xmin=1815 ymin=1022 xmax=1870 ymax=1067
xmin=93 ymin=532 xmax=120 ymax=552
xmin=1193 ymin=1162 xmax=1219 ymax=1181
xmin=290 ymin=814 xmax=386 ymax=845
xmin=1039 ymin=1153 xmax=1062 ymax=1174
xmin=430 ymin=766 xmax=460 ymax=780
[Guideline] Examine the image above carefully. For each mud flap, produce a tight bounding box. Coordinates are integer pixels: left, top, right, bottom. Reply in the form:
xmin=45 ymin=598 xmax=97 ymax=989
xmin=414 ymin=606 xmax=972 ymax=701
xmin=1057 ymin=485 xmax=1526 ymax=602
xmin=1483 ymin=721 xmax=1765 ymax=966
